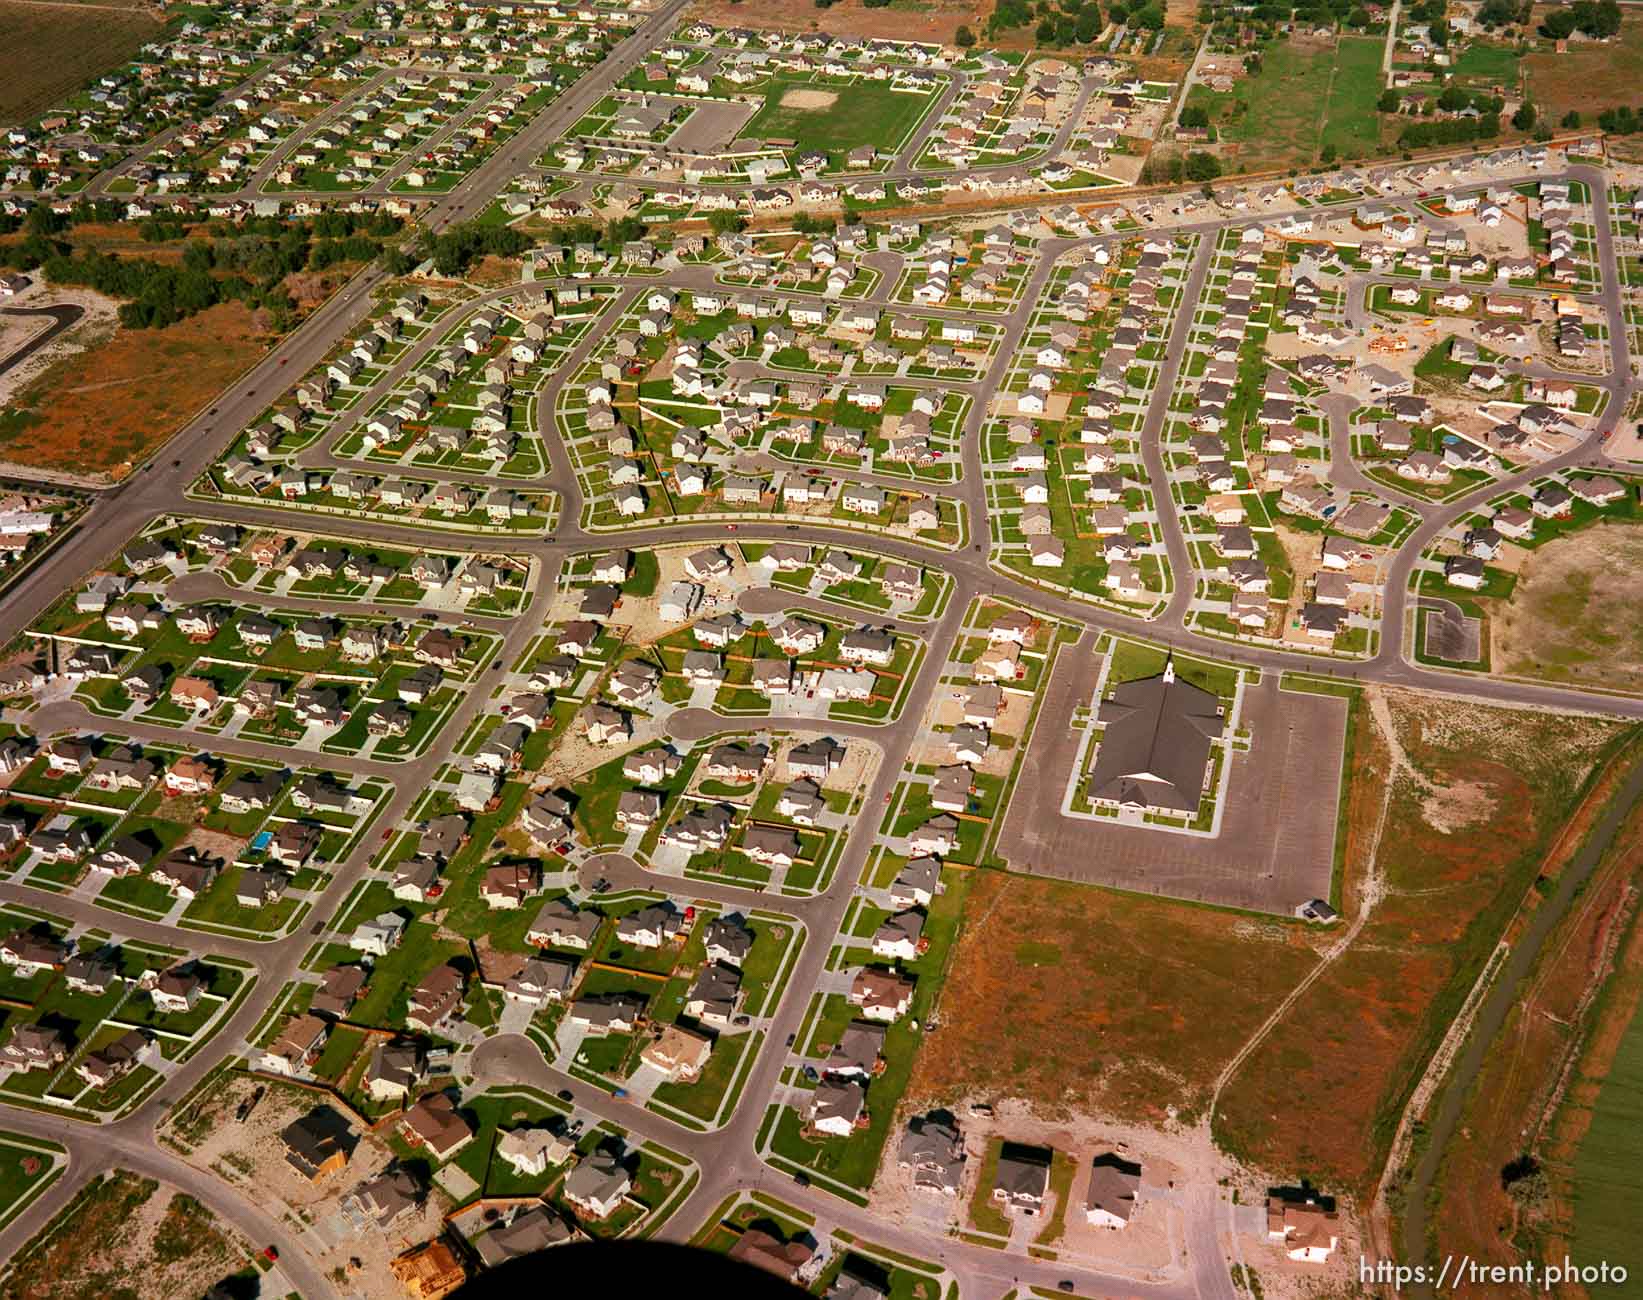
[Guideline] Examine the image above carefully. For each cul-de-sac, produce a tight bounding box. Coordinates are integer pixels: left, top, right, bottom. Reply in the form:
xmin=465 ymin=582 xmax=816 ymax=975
xmin=3 ymin=0 xmax=1643 ymax=1297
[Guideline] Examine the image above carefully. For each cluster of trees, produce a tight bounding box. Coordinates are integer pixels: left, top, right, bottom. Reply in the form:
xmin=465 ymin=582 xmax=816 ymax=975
xmin=1377 ymin=86 xmax=1505 ymax=117
xmin=40 ymin=251 xmax=251 ymax=329
xmin=988 ymin=0 xmax=1141 ymax=46
xmin=1539 ymin=0 xmax=1620 ymax=39
xmin=1476 ymin=0 xmax=1531 ymax=29
xmin=402 ymin=222 xmax=532 ymax=276
xmin=1139 ymin=150 xmax=1222 ymax=183
xmin=1596 ymin=104 xmax=1643 ymax=134
xmin=1398 ymin=112 xmax=1501 ymax=148
xmin=2 ymin=208 xmax=407 ymax=331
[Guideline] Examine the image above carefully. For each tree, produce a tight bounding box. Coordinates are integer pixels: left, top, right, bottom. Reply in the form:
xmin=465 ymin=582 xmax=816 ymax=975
xmin=1347 ymin=6 xmax=1370 ymax=26
xmin=1438 ymin=83 xmax=1469 ymax=112
xmin=1320 ymin=142 xmax=1338 ymax=165
xmin=1378 ymin=89 xmax=1400 ymax=113
xmin=1133 ymin=2 xmax=1164 ymax=28
xmin=707 ymin=210 xmax=745 ymax=235
xmin=955 ymin=23 xmax=976 ymax=45
xmin=1512 ymin=100 xmax=1536 ymax=130
xmin=1179 ymin=105 xmax=1210 ymax=129
xmin=1562 ymin=109 xmax=1582 ymax=128
xmin=1183 ymin=150 xmax=1222 ymax=181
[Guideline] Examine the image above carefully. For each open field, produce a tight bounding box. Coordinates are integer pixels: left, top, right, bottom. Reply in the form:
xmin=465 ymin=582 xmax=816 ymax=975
xmin=0 ymin=1169 xmax=252 ymax=1300
xmin=1213 ymin=690 xmax=1633 ymax=1196
xmin=1555 ymin=896 xmax=1643 ymax=1300
xmin=905 ymin=871 xmax=1326 ymax=1125
xmin=1523 ymin=12 xmax=1643 ymax=126
xmin=1319 ymin=37 xmax=1386 ymax=160
xmin=1188 ymin=34 xmax=1386 ymax=170
xmin=1426 ymin=782 xmax=1643 ymax=1300
xmin=684 ymin=0 xmax=991 ymax=44
xmin=1491 ymin=526 xmax=1643 ymax=694
xmin=0 ymin=301 xmax=270 ymax=481
xmin=0 ymin=1 xmax=164 ymax=126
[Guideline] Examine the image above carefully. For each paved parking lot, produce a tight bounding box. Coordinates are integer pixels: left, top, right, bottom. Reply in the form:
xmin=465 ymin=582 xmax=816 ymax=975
xmin=994 ymin=648 xmax=1347 ymax=914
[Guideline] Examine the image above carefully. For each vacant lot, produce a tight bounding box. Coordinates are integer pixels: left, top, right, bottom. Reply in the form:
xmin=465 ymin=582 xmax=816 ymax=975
xmin=1189 ymin=35 xmax=1385 ymax=170
xmin=906 ymin=871 xmax=1326 ymax=1125
xmin=1524 ymin=12 xmax=1643 ymax=125
xmin=743 ymin=76 xmax=935 ymax=154
xmin=1320 ymin=37 xmax=1387 ymax=160
xmin=1492 ymin=525 xmax=1643 ymax=694
xmin=1214 ymin=691 xmax=1631 ymax=1196
xmin=0 ymin=1169 xmax=249 ymax=1300
xmin=0 ymin=301 xmax=269 ymax=481
xmin=686 ymin=0 xmax=990 ymax=43
xmin=0 ymin=1 xmax=162 ymax=126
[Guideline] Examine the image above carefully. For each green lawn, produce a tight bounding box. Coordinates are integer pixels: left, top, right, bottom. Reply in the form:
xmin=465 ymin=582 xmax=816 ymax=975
xmin=742 ymin=76 xmax=935 ymax=157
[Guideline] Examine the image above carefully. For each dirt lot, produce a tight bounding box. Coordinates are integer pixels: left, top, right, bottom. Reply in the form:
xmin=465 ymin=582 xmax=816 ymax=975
xmin=0 ymin=300 xmax=271 ymax=482
xmin=1213 ymin=689 xmax=1631 ymax=1198
xmin=0 ymin=0 xmax=162 ymax=126
xmin=906 ymin=870 xmax=1327 ymax=1126
xmin=1491 ymin=525 xmax=1643 ymax=694
xmin=685 ymin=0 xmax=992 ymax=43
xmin=1 ymin=1169 xmax=250 ymax=1300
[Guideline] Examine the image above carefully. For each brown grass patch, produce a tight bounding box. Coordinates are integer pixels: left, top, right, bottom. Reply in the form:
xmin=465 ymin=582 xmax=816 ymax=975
xmin=1 ymin=1169 xmax=249 ymax=1300
xmin=0 ymin=1 xmax=163 ymax=126
xmin=685 ymin=0 xmax=991 ymax=44
xmin=0 ymin=301 xmax=270 ymax=480
xmin=907 ymin=871 xmax=1326 ymax=1125
xmin=1492 ymin=524 xmax=1643 ymax=694
xmin=1522 ymin=10 xmax=1643 ymax=126
xmin=1213 ymin=692 xmax=1631 ymax=1195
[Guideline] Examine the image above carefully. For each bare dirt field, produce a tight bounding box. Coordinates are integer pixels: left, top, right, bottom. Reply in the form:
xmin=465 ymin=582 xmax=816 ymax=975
xmin=906 ymin=870 xmax=1328 ymax=1127
xmin=1 ymin=1168 xmax=251 ymax=1300
xmin=1213 ymin=689 xmax=1631 ymax=1197
xmin=780 ymin=88 xmax=838 ymax=110
xmin=1491 ymin=525 xmax=1643 ymax=694
xmin=0 ymin=300 xmax=270 ymax=482
xmin=685 ymin=0 xmax=991 ymax=43
xmin=0 ymin=1 xmax=163 ymax=125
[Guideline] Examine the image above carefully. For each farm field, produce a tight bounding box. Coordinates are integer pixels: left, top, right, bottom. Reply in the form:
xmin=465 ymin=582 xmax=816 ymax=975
xmin=1559 ymin=893 xmax=1643 ymax=1300
xmin=1523 ymin=14 xmax=1643 ymax=127
xmin=1425 ymin=780 xmax=1643 ymax=1300
xmin=0 ymin=1 xmax=163 ymax=126
xmin=1491 ymin=525 xmax=1643 ymax=694
xmin=742 ymin=76 xmax=935 ymax=154
xmin=904 ymin=871 xmax=1326 ymax=1124
xmin=0 ymin=301 xmax=270 ymax=481
xmin=1213 ymin=690 xmax=1632 ymax=1195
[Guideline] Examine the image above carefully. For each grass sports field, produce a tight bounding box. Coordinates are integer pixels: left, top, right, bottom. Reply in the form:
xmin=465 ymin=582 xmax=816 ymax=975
xmin=742 ymin=76 xmax=937 ymax=157
xmin=0 ymin=1 xmax=163 ymax=126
